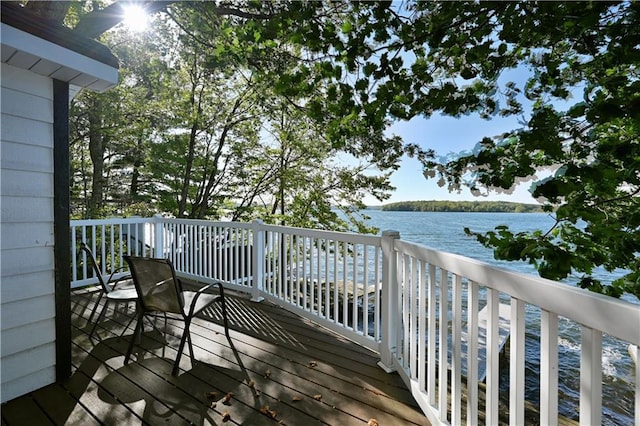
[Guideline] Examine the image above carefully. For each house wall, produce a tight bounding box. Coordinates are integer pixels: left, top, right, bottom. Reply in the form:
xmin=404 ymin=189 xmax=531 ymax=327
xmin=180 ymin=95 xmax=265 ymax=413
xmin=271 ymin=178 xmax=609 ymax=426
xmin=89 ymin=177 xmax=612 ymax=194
xmin=1 ymin=62 xmax=56 ymax=403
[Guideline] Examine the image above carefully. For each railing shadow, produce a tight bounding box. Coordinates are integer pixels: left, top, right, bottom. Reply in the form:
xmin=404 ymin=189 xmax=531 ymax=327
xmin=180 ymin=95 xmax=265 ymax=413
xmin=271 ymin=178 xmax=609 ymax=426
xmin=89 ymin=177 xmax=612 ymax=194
xmin=194 ymin=288 xmax=309 ymax=351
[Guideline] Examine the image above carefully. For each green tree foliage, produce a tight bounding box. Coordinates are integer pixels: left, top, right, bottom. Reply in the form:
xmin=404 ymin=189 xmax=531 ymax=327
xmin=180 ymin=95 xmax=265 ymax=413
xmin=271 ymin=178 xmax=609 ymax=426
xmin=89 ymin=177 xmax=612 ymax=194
xmin=67 ymin=1 xmax=638 ymax=298
xmin=282 ymin=1 xmax=637 ymax=299
xmin=239 ymin=1 xmax=637 ymax=299
xmin=69 ymin=1 xmax=392 ymax=233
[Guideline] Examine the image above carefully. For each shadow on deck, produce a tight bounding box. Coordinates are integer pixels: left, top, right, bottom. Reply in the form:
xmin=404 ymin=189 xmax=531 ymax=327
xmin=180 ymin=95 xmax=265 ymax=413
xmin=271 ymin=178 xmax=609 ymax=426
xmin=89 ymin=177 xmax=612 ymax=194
xmin=1 ymin=284 xmax=428 ymax=425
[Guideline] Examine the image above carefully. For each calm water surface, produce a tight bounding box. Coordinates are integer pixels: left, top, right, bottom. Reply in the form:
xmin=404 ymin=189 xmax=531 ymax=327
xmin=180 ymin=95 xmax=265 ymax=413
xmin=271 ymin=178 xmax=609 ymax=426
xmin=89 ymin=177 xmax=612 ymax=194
xmin=363 ymin=210 xmax=636 ymax=425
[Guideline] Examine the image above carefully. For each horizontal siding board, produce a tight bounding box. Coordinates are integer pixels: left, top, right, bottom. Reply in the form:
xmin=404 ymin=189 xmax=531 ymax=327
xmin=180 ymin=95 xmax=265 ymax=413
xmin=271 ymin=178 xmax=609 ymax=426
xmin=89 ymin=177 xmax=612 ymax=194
xmin=1 ymin=222 xmax=54 ymax=250
xmin=0 ymin=246 xmax=54 ymax=277
xmin=1 ymin=343 xmax=56 ymax=383
xmin=1 ymin=113 xmax=53 ymax=147
xmin=1 ymin=294 xmax=55 ymax=331
xmin=0 ymin=196 xmax=53 ymax=222
xmin=0 ymin=141 xmax=52 ymax=173
xmin=1 ymin=169 xmax=53 ymax=197
xmin=1 ymin=318 xmax=55 ymax=357
xmin=0 ymin=270 xmax=55 ymax=303
xmin=1 ymin=86 xmax=53 ymax=123
xmin=0 ymin=365 xmax=56 ymax=404
xmin=1 ymin=62 xmax=52 ymax=98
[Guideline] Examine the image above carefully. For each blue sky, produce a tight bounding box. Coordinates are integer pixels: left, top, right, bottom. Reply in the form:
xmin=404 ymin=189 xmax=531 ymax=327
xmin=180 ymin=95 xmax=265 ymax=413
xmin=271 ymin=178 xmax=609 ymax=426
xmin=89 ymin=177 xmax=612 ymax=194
xmin=360 ymin=61 xmax=563 ymax=207
xmin=363 ymin=112 xmax=540 ymax=206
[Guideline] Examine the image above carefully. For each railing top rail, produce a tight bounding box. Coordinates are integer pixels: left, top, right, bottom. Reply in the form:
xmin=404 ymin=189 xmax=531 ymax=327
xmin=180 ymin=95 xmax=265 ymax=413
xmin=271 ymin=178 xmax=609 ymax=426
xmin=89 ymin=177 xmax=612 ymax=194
xmin=395 ymin=239 xmax=640 ymax=344
xmin=159 ymin=217 xmax=382 ymax=245
xmin=257 ymin=222 xmax=382 ymax=245
xmin=71 ymin=217 xmax=152 ymax=226
xmin=156 ymin=217 xmax=256 ymax=229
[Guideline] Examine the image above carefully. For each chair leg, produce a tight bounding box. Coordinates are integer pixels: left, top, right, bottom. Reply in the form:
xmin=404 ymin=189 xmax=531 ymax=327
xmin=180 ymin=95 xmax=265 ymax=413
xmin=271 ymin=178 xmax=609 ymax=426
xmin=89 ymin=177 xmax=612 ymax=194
xmin=119 ymin=306 xmax=137 ymax=338
xmin=89 ymin=301 xmax=109 ymax=339
xmin=87 ymin=291 xmax=105 ymax=325
xmin=172 ymin=319 xmax=191 ymax=376
xmin=219 ymin=296 xmax=231 ymax=341
xmin=125 ymin=311 xmax=144 ymax=365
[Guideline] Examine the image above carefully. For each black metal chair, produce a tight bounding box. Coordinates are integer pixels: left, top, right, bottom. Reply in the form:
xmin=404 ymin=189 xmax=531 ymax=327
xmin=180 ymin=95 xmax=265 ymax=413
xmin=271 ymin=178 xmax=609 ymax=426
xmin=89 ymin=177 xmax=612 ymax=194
xmin=123 ymin=256 xmax=231 ymax=375
xmin=80 ymin=243 xmax=138 ymax=339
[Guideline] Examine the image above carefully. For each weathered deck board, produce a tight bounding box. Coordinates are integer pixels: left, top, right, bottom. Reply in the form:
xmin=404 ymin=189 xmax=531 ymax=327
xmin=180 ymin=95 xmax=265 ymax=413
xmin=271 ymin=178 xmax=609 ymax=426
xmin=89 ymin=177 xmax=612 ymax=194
xmin=2 ymin=286 xmax=428 ymax=426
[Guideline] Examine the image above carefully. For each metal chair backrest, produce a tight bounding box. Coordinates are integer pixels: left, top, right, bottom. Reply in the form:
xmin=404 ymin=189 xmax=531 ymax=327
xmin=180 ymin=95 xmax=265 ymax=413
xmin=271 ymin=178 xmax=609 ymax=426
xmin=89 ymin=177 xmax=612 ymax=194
xmin=80 ymin=243 xmax=110 ymax=293
xmin=124 ymin=256 xmax=183 ymax=314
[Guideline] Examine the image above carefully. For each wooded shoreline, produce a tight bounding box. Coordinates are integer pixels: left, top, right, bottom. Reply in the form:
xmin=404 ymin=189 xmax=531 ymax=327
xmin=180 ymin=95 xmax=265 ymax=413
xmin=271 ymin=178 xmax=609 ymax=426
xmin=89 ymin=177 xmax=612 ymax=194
xmin=372 ymin=200 xmax=545 ymax=213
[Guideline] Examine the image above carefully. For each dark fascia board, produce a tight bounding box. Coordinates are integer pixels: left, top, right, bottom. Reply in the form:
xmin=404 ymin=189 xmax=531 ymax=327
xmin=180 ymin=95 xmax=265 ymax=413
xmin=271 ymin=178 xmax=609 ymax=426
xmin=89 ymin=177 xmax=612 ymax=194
xmin=1 ymin=1 xmax=119 ymax=70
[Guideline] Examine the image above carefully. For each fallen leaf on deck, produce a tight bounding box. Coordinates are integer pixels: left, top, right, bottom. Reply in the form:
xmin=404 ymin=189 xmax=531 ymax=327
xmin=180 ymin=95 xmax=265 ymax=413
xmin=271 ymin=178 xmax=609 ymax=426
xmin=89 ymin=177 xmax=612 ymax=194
xmin=223 ymin=392 xmax=234 ymax=404
xmin=313 ymin=394 xmax=322 ymax=401
xmin=210 ymin=402 xmax=217 ymax=408
xmin=264 ymin=369 xmax=272 ymax=378
xmin=308 ymin=360 xmax=318 ymax=367
xmin=292 ymin=396 xmax=303 ymax=402
xmin=205 ymin=391 xmax=219 ymax=400
xmin=367 ymin=419 xmax=379 ymax=426
xmin=221 ymin=411 xmax=231 ymax=422
xmin=260 ymin=405 xmax=278 ymax=419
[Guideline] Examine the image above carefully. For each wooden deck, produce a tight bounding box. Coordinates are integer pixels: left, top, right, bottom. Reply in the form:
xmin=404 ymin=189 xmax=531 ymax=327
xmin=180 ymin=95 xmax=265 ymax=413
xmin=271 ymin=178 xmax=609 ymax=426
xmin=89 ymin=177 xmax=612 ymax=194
xmin=2 ymin=284 xmax=429 ymax=425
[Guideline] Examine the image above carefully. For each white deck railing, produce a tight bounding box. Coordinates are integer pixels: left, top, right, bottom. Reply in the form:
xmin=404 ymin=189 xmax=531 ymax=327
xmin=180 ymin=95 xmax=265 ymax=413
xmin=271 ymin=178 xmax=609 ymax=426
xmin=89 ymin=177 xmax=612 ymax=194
xmin=71 ymin=216 xmax=640 ymax=426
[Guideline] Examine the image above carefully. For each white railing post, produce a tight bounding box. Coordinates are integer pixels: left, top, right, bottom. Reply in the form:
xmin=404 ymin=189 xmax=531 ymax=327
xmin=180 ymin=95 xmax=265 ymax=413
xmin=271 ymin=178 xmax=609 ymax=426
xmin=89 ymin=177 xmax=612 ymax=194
xmin=251 ymin=219 xmax=265 ymax=302
xmin=153 ymin=214 xmax=164 ymax=259
xmin=378 ymin=230 xmax=400 ymax=373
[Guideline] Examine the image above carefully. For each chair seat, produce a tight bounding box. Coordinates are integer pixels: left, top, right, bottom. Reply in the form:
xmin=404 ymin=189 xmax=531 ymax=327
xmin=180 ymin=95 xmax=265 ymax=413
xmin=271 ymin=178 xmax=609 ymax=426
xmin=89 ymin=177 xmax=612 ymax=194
xmin=107 ymin=287 xmax=138 ymax=301
xmin=182 ymin=291 xmax=222 ymax=316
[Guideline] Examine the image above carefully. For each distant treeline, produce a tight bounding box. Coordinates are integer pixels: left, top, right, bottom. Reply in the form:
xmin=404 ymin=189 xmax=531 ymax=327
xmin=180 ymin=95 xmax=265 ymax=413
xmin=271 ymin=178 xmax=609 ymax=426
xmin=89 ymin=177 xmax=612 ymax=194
xmin=379 ymin=200 xmax=544 ymax=213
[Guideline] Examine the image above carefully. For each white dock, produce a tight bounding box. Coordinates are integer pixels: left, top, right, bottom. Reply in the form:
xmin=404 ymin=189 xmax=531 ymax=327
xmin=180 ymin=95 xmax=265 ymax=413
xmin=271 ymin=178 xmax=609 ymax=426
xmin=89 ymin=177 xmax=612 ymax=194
xmin=461 ymin=302 xmax=512 ymax=382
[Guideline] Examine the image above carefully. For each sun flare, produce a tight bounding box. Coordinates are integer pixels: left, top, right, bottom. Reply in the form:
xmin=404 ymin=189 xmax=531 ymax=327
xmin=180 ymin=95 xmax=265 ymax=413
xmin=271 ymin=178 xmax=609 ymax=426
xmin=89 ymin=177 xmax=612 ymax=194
xmin=122 ymin=4 xmax=148 ymax=32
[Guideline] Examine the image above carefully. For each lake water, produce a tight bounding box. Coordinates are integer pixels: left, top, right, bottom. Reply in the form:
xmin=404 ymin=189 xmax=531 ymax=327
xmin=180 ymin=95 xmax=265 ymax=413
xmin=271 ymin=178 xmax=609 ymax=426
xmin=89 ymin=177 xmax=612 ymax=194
xmin=362 ymin=210 xmax=636 ymax=425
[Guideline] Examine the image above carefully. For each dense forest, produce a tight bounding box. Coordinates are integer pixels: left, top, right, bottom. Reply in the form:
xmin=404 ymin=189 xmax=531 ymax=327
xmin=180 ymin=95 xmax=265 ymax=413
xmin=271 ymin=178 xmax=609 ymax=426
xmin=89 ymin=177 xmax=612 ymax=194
xmin=379 ymin=200 xmax=544 ymax=213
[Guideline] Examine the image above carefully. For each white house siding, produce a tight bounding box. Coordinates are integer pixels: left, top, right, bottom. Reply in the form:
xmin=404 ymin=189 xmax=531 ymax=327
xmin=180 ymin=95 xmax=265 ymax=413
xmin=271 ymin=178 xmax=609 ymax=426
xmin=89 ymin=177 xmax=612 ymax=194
xmin=1 ymin=62 xmax=56 ymax=403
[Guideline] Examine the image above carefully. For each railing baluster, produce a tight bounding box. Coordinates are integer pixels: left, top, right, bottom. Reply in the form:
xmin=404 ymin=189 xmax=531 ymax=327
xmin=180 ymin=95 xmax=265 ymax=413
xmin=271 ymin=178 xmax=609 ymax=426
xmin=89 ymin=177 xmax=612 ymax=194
xmin=427 ymin=263 xmax=436 ymax=406
xmin=438 ymin=268 xmax=449 ymax=420
xmin=403 ymin=254 xmax=410 ymax=370
xmin=452 ymin=273 xmax=462 ymax=425
xmin=580 ymin=326 xmax=602 ymax=426
xmin=541 ymin=310 xmax=559 ymax=425
xmin=635 ymin=344 xmax=640 ymax=426
xmin=467 ymin=280 xmax=479 ymax=425
xmin=418 ymin=260 xmax=426 ymax=391
xmin=352 ymin=244 xmax=358 ymax=333
xmin=290 ymin=233 xmax=295 ymax=304
xmin=510 ymin=297 xmax=526 ymax=426
xmin=342 ymin=241 xmax=348 ymax=326
xmin=100 ymin=225 xmax=105 ymax=275
xmin=109 ymin=224 xmax=114 ymax=270
xmin=333 ymin=239 xmax=339 ymax=323
xmin=310 ymin=237 xmax=315 ymax=313
xmin=363 ymin=246 xmax=370 ymax=338
xmin=486 ymin=288 xmax=500 ymax=426
xmin=325 ymin=239 xmax=331 ymax=320
xmin=374 ymin=245 xmax=381 ymax=341
xmin=71 ymin=226 xmax=77 ymax=282
xmin=410 ymin=256 xmax=418 ymax=376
